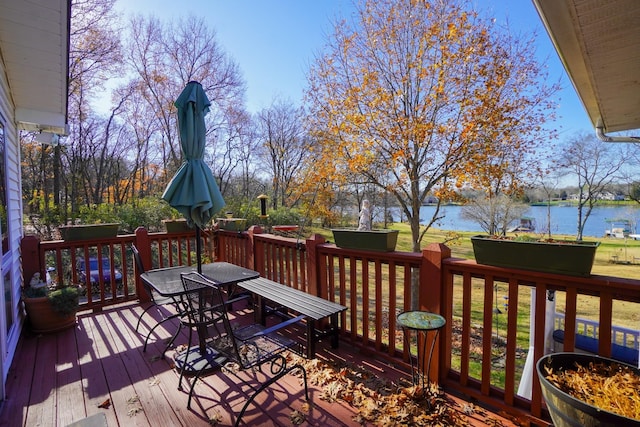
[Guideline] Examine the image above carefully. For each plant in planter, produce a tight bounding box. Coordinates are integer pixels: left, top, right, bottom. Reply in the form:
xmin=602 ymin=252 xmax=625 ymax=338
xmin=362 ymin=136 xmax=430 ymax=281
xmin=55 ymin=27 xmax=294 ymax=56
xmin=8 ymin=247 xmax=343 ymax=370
xmin=537 ymin=352 xmax=640 ymax=426
xmin=22 ymin=278 xmax=80 ymax=334
xmin=58 ymin=222 xmax=120 ymax=241
xmin=162 ymin=218 xmax=192 ymax=233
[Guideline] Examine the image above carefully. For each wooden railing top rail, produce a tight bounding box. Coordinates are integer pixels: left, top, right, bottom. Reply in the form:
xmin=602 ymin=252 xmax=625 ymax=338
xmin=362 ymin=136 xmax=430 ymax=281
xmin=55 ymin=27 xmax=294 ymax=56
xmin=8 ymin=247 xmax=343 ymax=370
xmin=444 ymin=257 xmax=640 ymax=298
xmin=316 ymin=244 xmax=424 ymax=264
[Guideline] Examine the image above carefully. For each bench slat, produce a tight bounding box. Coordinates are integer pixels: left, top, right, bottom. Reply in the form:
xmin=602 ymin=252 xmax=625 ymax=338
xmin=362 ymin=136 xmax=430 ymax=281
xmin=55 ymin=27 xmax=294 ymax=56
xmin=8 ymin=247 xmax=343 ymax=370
xmin=238 ymin=277 xmax=347 ymax=320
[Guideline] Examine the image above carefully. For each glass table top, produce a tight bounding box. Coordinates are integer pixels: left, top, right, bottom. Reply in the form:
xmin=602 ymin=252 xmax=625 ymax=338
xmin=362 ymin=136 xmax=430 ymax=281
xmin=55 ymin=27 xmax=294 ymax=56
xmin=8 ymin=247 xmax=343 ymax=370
xmin=397 ymin=310 xmax=446 ymax=331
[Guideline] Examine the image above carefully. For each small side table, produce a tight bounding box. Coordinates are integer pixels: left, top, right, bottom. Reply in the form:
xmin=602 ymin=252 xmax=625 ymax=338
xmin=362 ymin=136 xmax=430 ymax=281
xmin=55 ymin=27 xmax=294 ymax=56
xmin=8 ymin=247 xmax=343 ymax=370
xmin=397 ymin=310 xmax=446 ymax=392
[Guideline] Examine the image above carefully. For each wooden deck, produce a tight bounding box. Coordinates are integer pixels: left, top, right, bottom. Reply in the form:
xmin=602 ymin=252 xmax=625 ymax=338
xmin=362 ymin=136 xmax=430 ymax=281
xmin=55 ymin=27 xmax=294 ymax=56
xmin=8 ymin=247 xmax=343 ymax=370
xmin=0 ymin=301 xmax=520 ymax=426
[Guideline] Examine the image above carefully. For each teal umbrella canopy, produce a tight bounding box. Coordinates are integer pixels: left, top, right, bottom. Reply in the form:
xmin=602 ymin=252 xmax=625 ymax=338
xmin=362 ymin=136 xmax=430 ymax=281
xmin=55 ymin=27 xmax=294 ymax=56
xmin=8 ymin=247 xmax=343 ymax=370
xmin=162 ymin=81 xmax=225 ymax=229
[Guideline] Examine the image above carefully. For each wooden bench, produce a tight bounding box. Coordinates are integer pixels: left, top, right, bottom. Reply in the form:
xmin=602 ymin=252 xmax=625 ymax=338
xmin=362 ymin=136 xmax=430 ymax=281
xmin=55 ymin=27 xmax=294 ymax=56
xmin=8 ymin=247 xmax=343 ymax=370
xmin=236 ymin=277 xmax=347 ymax=358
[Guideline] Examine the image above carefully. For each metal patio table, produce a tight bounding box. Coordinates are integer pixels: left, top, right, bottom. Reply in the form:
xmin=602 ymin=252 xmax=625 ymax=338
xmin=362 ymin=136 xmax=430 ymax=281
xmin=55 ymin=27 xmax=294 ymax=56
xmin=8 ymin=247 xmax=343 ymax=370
xmin=140 ymin=262 xmax=259 ymax=374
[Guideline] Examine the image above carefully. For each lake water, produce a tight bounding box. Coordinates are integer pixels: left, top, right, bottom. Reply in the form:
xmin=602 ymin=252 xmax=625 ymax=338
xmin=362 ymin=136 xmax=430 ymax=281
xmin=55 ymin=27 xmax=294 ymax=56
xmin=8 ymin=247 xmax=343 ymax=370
xmin=390 ymin=204 xmax=640 ymax=238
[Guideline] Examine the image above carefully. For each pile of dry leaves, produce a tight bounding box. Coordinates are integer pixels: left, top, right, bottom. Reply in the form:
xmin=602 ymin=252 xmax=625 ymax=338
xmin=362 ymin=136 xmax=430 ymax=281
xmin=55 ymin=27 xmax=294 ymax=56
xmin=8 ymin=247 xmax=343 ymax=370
xmin=287 ymin=353 xmax=502 ymax=426
xmin=543 ymin=361 xmax=640 ymax=420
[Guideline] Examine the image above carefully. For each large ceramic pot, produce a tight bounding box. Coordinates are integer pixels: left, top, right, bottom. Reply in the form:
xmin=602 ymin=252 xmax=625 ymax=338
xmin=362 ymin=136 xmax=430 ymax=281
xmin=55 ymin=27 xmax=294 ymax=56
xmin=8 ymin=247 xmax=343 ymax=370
xmin=537 ymin=352 xmax=640 ymax=427
xmin=471 ymin=235 xmax=599 ymax=276
xmin=331 ymin=229 xmax=399 ymax=252
xmin=23 ymin=296 xmax=77 ymax=334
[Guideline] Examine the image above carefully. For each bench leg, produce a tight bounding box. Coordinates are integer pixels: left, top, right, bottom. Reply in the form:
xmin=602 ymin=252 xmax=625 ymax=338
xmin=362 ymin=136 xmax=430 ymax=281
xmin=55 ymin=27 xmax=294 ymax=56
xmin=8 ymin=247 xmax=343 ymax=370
xmin=254 ymin=295 xmax=266 ymax=325
xmin=329 ymin=314 xmax=340 ymax=349
xmin=306 ymin=319 xmax=316 ymax=358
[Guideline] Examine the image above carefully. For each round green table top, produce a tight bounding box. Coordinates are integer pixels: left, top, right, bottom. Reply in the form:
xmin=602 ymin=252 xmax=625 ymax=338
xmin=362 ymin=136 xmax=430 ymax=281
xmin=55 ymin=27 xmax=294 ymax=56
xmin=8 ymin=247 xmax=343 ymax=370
xmin=397 ymin=311 xmax=445 ymax=331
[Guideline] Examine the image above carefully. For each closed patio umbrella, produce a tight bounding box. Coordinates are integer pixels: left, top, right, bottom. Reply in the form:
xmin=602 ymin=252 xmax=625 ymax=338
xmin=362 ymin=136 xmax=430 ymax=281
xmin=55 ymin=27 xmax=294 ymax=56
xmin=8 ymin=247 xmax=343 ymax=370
xmin=162 ymin=81 xmax=224 ymax=273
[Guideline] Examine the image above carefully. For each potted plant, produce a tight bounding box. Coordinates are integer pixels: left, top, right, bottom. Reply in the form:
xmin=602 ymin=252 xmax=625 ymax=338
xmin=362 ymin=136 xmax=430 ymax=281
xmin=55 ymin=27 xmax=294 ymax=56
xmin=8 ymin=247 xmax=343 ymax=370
xmin=537 ymin=352 xmax=640 ymax=426
xmin=22 ymin=279 xmax=80 ymax=334
xmin=471 ymin=235 xmax=600 ymax=276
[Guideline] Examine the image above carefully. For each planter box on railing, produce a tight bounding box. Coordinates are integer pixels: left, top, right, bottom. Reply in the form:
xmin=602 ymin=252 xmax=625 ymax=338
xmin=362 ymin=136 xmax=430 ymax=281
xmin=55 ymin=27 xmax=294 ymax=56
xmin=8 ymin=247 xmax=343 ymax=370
xmin=331 ymin=229 xmax=399 ymax=252
xmin=163 ymin=219 xmax=192 ymax=233
xmin=217 ymin=218 xmax=247 ymax=231
xmin=471 ymin=235 xmax=599 ymax=277
xmin=59 ymin=223 xmax=120 ymax=241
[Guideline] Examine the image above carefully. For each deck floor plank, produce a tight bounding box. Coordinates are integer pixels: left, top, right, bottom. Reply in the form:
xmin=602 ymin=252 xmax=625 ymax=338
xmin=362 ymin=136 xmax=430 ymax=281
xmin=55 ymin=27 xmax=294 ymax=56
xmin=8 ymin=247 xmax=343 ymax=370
xmin=131 ymin=304 xmax=229 ymax=426
xmin=75 ymin=314 xmax=119 ymax=427
xmin=25 ymin=334 xmax=58 ymax=427
xmin=56 ymin=325 xmax=85 ymax=426
xmin=1 ymin=327 xmax=34 ymax=427
xmin=87 ymin=311 xmax=150 ymax=426
xmin=107 ymin=304 xmax=186 ymax=427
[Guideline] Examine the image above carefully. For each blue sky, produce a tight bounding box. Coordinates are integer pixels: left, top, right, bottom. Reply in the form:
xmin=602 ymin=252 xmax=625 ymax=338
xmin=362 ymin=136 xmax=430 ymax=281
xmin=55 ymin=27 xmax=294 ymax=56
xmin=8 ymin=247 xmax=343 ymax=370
xmin=114 ymin=0 xmax=593 ymax=138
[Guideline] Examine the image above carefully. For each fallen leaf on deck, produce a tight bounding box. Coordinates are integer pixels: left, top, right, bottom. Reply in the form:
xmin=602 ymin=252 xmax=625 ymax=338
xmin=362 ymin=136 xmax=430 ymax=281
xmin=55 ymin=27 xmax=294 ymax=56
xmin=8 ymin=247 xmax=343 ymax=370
xmin=126 ymin=395 xmax=142 ymax=417
xmin=289 ymin=409 xmax=306 ymax=425
xmin=289 ymin=353 xmax=472 ymax=426
xmin=208 ymin=411 xmax=223 ymax=425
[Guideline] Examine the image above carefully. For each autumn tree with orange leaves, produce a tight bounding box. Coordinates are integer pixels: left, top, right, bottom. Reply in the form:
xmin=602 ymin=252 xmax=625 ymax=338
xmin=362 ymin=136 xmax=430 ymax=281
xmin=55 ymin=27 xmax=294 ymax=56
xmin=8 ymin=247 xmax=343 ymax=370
xmin=304 ymin=0 xmax=560 ymax=254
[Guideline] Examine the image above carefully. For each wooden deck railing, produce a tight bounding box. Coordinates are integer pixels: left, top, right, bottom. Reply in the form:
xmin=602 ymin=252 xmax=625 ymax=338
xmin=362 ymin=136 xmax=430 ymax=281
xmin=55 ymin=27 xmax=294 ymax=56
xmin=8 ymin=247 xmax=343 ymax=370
xmin=439 ymin=258 xmax=640 ymax=424
xmin=21 ymin=227 xmax=212 ymax=311
xmin=21 ymin=226 xmax=640 ymax=425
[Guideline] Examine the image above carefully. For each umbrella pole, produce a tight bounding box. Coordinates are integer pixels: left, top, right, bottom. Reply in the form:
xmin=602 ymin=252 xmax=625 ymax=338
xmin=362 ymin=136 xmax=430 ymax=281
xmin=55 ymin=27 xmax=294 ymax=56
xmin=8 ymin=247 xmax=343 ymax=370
xmin=196 ymin=226 xmax=202 ymax=273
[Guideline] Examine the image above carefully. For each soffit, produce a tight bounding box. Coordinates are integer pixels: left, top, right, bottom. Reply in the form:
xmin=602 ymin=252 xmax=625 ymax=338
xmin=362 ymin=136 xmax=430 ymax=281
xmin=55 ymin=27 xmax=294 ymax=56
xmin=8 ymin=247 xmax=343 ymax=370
xmin=0 ymin=0 xmax=70 ymax=134
xmin=533 ymin=0 xmax=640 ymax=133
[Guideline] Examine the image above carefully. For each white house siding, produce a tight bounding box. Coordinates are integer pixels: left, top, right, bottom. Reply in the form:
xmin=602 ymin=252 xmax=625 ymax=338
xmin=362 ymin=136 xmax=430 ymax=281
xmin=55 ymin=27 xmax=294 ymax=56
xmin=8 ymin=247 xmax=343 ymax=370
xmin=0 ymin=55 xmax=26 ymax=399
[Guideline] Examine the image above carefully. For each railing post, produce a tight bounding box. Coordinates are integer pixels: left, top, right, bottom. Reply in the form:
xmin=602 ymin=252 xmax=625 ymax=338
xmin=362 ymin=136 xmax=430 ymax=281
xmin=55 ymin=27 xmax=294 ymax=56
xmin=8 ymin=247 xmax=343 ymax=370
xmin=21 ymin=235 xmax=43 ymax=287
xmin=134 ymin=227 xmax=152 ymax=303
xmin=421 ymin=243 xmax=451 ymax=384
xmin=305 ymin=234 xmax=326 ymax=298
xmin=246 ymin=225 xmax=262 ymax=271
xmin=420 ymin=243 xmax=450 ymax=312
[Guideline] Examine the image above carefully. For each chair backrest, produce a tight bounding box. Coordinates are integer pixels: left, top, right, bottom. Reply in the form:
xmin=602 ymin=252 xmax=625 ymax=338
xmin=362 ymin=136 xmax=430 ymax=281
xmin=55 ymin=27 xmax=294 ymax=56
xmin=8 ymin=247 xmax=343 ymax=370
xmin=181 ymin=272 xmax=300 ymax=371
xmin=180 ymin=272 xmax=231 ymax=332
xmin=131 ymin=245 xmax=145 ymax=275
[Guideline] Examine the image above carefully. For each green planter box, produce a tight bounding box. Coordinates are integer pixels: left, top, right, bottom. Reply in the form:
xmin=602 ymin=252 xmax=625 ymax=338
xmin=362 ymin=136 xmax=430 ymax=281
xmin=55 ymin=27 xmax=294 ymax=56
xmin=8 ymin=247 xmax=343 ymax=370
xmin=59 ymin=223 xmax=120 ymax=241
xmin=163 ymin=219 xmax=192 ymax=233
xmin=217 ymin=218 xmax=247 ymax=231
xmin=331 ymin=229 xmax=399 ymax=252
xmin=471 ymin=235 xmax=599 ymax=277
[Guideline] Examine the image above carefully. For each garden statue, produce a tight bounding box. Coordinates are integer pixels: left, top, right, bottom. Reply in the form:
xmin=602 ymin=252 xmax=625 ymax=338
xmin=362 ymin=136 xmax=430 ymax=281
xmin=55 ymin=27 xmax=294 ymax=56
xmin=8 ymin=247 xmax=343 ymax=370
xmin=358 ymin=199 xmax=371 ymax=231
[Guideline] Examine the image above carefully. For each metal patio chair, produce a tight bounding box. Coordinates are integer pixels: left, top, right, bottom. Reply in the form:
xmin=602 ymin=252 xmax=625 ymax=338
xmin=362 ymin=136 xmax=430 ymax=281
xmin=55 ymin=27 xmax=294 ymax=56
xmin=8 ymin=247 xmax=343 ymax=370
xmin=132 ymin=245 xmax=182 ymax=355
xmin=180 ymin=272 xmax=309 ymax=426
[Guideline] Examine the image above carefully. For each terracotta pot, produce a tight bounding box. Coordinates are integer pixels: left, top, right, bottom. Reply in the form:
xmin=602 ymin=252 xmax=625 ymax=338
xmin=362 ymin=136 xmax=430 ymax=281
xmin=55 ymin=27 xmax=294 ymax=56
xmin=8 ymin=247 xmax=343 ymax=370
xmin=23 ymin=297 xmax=76 ymax=334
